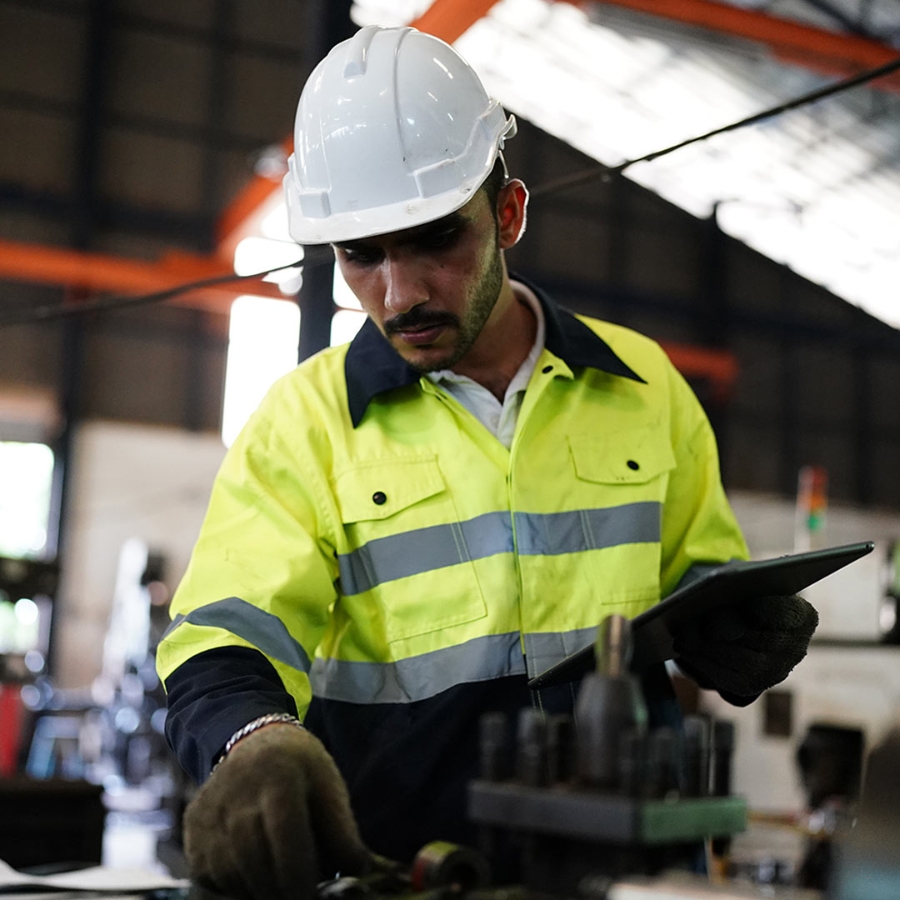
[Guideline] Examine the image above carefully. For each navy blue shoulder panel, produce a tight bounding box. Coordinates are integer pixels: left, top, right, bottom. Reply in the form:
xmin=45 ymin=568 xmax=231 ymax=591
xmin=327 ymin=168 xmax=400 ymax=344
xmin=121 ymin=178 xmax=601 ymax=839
xmin=341 ymin=275 xmax=645 ymax=428
xmin=344 ymin=318 xmax=421 ymax=427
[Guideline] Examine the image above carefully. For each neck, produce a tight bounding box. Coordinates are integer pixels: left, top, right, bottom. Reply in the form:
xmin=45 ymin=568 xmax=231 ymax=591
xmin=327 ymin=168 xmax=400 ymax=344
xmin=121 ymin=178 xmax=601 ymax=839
xmin=451 ymin=280 xmax=536 ymax=401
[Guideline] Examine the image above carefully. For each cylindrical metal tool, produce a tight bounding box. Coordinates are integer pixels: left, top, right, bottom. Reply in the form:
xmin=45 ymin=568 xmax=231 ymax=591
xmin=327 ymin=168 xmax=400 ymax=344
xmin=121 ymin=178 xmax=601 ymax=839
xmin=575 ymin=615 xmax=648 ymax=789
xmin=546 ymin=713 xmax=575 ymax=785
xmin=410 ymin=841 xmax=490 ymax=891
xmin=645 ymin=726 xmax=678 ymax=799
xmin=516 ymin=708 xmax=548 ymax=786
xmin=479 ymin=711 xmax=510 ymax=782
xmin=618 ymin=728 xmax=646 ymax=797
xmin=681 ymin=715 xmax=711 ymax=797
xmin=711 ymin=719 xmax=736 ymax=797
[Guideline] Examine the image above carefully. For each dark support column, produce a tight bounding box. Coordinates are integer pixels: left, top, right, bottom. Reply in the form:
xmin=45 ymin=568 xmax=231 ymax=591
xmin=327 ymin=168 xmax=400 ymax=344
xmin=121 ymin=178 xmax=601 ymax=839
xmin=778 ymin=267 xmax=800 ymax=499
xmin=699 ymin=205 xmax=730 ymax=447
xmin=606 ymin=172 xmax=628 ymax=324
xmin=295 ymin=0 xmax=356 ymax=362
xmin=700 ymin=205 xmax=728 ymax=348
xmin=185 ymin=309 xmax=208 ymax=432
xmin=46 ymin=0 xmax=112 ymax=671
xmin=297 ymin=248 xmax=336 ymax=362
xmin=46 ymin=292 xmax=87 ymax=563
xmin=183 ymin=0 xmax=234 ymax=428
xmin=853 ymin=347 xmax=874 ymax=506
xmin=306 ymin=0 xmax=356 ymax=60
xmin=202 ymin=0 xmax=234 ymax=243
xmin=70 ymin=0 xmax=111 ymax=252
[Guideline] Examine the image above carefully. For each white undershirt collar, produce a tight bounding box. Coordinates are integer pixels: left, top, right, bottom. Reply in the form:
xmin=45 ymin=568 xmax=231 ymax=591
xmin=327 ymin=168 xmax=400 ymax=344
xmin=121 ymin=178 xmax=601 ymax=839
xmin=426 ymin=281 xmax=546 ymax=448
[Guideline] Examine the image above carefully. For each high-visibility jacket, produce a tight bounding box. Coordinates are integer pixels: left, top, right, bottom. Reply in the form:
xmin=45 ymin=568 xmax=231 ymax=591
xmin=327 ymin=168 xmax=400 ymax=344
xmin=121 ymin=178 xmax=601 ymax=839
xmin=158 ymin=278 xmax=748 ymax=860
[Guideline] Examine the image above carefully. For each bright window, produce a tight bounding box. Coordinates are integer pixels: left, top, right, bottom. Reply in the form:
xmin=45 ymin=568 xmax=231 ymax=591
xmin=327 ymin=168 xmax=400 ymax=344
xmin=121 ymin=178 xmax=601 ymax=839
xmin=221 ymin=296 xmax=302 ymax=448
xmin=331 ymin=308 xmax=367 ymax=346
xmin=0 ymin=441 xmax=54 ymax=559
xmin=331 ymin=266 xmax=366 ymax=346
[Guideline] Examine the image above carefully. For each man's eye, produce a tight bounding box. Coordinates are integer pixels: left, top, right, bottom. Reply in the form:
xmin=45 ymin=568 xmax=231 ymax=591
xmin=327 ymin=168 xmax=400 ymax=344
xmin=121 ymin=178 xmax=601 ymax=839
xmin=417 ymin=228 xmax=461 ymax=251
xmin=342 ymin=248 xmax=381 ymax=266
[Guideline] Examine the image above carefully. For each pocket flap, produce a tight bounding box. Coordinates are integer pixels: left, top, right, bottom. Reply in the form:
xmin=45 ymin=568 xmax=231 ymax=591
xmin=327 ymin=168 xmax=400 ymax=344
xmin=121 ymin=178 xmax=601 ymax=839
xmin=569 ymin=429 xmax=675 ymax=485
xmin=335 ymin=457 xmax=446 ymax=523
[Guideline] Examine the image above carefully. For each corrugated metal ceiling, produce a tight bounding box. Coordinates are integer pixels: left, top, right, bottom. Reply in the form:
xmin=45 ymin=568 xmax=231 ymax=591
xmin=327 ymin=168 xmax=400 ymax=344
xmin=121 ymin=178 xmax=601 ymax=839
xmin=347 ymin=0 xmax=900 ymax=329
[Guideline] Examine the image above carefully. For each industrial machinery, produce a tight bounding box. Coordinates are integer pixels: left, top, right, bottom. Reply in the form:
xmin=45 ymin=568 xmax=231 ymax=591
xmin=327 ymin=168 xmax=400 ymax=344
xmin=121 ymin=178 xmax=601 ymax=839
xmin=10 ymin=610 xmax=898 ymax=900
xmin=294 ymin=612 xmax=900 ymax=900
xmin=305 ymin=615 xmax=806 ymax=900
xmin=467 ymin=616 xmax=745 ymax=892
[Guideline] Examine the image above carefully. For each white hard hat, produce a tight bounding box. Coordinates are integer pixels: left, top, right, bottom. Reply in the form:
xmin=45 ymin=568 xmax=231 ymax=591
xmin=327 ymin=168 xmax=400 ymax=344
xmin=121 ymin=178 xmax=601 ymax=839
xmin=283 ymin=25 xmax=517 ymax=244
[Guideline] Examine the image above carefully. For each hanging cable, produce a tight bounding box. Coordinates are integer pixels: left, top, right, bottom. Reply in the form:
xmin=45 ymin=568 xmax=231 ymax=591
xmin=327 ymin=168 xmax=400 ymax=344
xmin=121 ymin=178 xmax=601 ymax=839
xmin=530 ymin=53 xmax=900 ymax=198
xmin=0 ymin=254 xmax=323 ymax=328
xmin=2 ymin=53 xmax=899 ymax=327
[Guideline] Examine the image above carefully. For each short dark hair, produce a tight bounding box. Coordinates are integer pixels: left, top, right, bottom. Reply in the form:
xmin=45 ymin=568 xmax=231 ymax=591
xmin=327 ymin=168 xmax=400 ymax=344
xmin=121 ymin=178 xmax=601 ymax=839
xmin=481 ymin=155 xmax=509 ymax=215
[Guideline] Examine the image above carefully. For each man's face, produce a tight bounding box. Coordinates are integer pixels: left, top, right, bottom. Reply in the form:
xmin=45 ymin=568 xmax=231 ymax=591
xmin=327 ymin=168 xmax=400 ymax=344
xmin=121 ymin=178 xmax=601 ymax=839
xmin=333 ymin=190 xmax=505 ymax=373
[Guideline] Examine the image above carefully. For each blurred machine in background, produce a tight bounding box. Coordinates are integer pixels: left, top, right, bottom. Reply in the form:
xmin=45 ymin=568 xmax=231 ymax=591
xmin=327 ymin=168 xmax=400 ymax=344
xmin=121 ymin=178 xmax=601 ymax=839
xmin=0 ymin=555 xmax=58 ymax=778
xmin=0 ymin=538 xmax=181 ymax=870
xmin=0 ymin=553 xmax=107 ymax=870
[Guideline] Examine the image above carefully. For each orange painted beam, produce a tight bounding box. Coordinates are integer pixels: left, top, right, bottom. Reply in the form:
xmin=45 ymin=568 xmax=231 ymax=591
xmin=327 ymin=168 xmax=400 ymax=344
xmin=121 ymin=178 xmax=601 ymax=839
xmin=0 ymin=239 xmax=283 ymax=315
xmin=411 ymin=0 xmax=504 ymax=44
xmin=566 ymin=0 xmax=900 ymax=87
xmin=660 ymin=341 xmax=739 ymax=402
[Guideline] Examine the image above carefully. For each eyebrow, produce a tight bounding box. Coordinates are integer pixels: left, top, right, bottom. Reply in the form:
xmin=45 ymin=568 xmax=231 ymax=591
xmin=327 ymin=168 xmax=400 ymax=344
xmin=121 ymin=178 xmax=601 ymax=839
xmin=334 ymin=212 xmax=469 ymax=252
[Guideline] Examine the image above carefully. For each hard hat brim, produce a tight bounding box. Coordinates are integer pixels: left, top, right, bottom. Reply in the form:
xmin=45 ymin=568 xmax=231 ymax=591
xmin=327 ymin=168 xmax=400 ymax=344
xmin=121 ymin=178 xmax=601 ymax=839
xmin=284 ymin=177 xmax=488 ymax=245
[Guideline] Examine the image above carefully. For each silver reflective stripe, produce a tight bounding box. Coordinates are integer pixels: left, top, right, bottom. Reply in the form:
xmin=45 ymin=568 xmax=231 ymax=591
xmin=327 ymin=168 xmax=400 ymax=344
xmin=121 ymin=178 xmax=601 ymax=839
xmin=514 ymin=502 xmax=661 ymax=556
xmin=338 ymin=503 xmax=661 ymax=595
xmin=338 ymin=511 xmax=513 ymax=595
xmin=163 ymin=597 xmax=311 ymax=673
xmin=309 ymin=631 xmax=526 ymax=704
xmin=525 ymin=627 xmax=597 ymax=680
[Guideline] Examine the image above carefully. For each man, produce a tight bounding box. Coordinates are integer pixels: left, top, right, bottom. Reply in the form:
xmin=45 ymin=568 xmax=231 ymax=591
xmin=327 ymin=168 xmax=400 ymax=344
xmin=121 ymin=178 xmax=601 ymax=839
xmin=157 ymin=24 xmax=817 ymax=900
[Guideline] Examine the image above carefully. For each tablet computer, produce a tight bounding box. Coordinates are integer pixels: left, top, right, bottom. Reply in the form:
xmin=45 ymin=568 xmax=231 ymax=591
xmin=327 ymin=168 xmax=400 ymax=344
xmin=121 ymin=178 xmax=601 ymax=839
xmin=528 ymin=540 xmax=875 ymax=690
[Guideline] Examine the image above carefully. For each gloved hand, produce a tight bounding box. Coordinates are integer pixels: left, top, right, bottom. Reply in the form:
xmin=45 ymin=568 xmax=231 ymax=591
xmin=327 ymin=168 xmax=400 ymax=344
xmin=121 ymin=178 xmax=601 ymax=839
xmin=183 ymin=723 xmax=371 ymax=900
xmin=672 ymin=594 xmax=818 ymax=705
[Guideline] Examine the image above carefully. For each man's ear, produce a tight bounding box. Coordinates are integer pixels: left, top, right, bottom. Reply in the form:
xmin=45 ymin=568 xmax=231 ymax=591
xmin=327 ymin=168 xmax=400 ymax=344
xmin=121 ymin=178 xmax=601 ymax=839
xmin=496 ymin=179 xmax=529 ymax=249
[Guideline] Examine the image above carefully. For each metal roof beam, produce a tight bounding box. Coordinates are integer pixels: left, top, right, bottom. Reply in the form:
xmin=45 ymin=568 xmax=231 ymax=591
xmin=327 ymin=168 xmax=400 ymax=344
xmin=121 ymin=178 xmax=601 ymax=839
xmin=411 ymin=0 xmax=504 ymax=44
xmin=571 ymin=0 xmax=900 ymax=84
xmin=792 ymin=0 xmax=876 ymax=39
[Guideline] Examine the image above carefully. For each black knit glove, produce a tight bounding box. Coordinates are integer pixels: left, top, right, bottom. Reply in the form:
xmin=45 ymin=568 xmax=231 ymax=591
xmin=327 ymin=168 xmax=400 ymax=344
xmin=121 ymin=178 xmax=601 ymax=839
xmin=672 ymin=594 xmax=818 ymax=706
xmin=183 ymin=723 xmax=371 ymax=900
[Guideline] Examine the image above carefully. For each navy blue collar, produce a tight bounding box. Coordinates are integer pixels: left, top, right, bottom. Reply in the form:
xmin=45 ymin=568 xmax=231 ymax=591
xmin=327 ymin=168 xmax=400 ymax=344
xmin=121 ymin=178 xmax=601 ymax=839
xmin=344 ymin=274 xmax=646 ymax=427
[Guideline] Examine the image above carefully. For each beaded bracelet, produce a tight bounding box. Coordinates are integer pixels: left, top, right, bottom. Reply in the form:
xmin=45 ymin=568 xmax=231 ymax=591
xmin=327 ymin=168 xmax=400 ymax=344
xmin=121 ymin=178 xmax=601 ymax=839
xmin=211 ymin=712 xmax=305 ymax=774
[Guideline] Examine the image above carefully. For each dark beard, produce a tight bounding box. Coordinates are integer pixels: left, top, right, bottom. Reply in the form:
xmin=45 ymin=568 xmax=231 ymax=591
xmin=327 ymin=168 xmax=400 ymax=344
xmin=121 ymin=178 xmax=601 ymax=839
xmin=392 ymin=239 xmax=504 ymax=374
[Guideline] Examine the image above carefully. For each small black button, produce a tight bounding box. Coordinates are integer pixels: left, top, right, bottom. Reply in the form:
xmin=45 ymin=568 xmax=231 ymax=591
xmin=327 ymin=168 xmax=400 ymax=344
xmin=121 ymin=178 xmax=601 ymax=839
xmin=542 ymin=365 xmax=553 ymax=374
xmin=372 ymin=491 xmax=387 ymax=505
xmin=627 ymin=460 xmax=640 ymax=471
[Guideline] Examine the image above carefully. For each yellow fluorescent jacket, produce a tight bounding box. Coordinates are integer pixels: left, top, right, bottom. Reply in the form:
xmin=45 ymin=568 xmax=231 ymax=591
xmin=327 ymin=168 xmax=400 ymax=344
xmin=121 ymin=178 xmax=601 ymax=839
xmin=157 ymin=288 xmax=748 ymax=721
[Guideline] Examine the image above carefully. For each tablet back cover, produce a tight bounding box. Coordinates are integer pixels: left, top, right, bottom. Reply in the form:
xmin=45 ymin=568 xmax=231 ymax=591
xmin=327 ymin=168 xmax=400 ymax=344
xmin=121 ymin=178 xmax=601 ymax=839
xmin=528 ymin=541 xmax=874 ymax=689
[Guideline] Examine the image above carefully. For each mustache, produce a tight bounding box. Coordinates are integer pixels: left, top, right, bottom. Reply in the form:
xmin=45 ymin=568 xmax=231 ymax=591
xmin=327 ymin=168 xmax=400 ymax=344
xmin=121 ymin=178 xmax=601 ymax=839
xmin=384 ymin=308 xmax=459 ymax=334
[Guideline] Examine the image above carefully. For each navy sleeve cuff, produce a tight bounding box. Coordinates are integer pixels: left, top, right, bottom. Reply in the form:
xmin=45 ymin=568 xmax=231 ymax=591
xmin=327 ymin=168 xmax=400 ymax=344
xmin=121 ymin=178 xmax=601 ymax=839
xmin=163 ymin=646 xmax=298 ymax=783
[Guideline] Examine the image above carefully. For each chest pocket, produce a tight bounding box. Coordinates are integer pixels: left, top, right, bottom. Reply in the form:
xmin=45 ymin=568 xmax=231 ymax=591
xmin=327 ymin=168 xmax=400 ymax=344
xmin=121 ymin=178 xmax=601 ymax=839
xmin=568 ymin=427 xmax=675 ymax=492
xmin=333 ymin=456 xmax=488 ymax=643
xmin=566 ymin=428 xmax=675 ymax=609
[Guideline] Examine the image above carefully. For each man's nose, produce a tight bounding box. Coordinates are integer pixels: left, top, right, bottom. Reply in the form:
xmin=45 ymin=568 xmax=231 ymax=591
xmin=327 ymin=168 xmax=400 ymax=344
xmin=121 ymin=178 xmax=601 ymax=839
xmin=383 ymin=258 xmax=428 ymax=314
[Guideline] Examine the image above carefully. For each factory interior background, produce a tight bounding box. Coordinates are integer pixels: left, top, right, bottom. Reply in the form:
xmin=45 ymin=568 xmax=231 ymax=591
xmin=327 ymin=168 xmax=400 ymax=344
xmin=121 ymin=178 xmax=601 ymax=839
xmin=2 ymin=0 xmax=900 ymax=887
